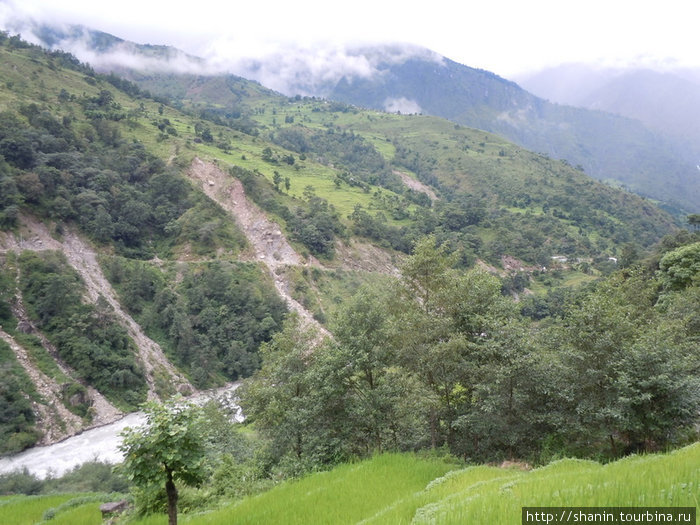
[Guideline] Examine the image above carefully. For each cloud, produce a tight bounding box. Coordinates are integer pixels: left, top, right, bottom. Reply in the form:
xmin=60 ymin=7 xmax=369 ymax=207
xmin=202 ymin=41 xmax=443 ymax=96
xmin=383 ymin=97 xmax=422 ymax=114
xmin=0 ymin=3 xmax=447 ymax=97
xmin=51 ymin=35 xmax=208 ymax=75
xmin=202 ymin=40 xmax=378 ymax=95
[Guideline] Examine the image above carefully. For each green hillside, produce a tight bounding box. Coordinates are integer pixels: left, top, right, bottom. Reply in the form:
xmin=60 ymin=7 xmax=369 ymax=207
xmin=325 ymin=54 xmax=700 ymax=216
xmin=0 ymin=35 xmax=679 ymax=278
xmin=0 ymin=33 xmax=698 ymax=525
xmin=0 ymin=33 xmax=693 ymax=453
xmin=118 ymin=42 xmax=700 ymax=216
xmin=3 ymin=445 xmax=697 ymax=524
xmin=127 ymin=69 xmax=679 ymax=265
xmin=35 ymin=444 xmax=685 ymax=524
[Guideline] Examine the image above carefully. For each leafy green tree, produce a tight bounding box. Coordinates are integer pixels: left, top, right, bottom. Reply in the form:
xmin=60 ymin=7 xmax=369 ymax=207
xmin=392 ymin=236 xmax=518 ymax=451
xmin=400 ymin=235 xmax=456 ymax=313
xmin=554 ymin=269 xmax=699 ymax=456
xmin=288 ymin=187 xmax=344 ymax=257
xmin=119 ymin=398 xmax=206 ymax=525
xmin=200 ymin=127 xmax=213 ymax=143
xmin=273 ymin=170 xmax=282 ymax=191
xmin=557 ymin=279 xmax=639 ymax=455
xmin=687 ymin=214 xmax=700 ymax=231
xmin=239 ymin=315 xmax=321 ymax=470
xmin=331 ymin=288 xmax=430 ymax=453
xmin=261 ymin=147 xmax=274 ymax=162
xmin=658 ymin=242 xmax=700 ymax=291
xmin=619 ymin=242 xmax=640 ymax=268
xmin=617 ymin=322 xmax=700 ymax=451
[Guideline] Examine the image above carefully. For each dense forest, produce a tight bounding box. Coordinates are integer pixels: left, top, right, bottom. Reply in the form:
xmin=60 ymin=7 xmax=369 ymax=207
xmin=241 ymin=234 xmax=700 ymax=470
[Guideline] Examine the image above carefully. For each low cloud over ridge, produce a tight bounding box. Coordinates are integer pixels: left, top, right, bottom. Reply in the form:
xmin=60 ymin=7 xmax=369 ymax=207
xmin=0 ymin=4 xmax=445 ymax=97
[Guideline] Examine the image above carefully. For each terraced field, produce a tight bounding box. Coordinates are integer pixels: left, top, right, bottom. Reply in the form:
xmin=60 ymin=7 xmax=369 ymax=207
xmin=127 ymin=443 xmax=698 ymax=525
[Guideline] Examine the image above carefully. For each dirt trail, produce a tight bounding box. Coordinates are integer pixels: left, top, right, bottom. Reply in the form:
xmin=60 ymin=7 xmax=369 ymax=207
xmin=187 ymin=158 xmax=329 ymax=336
xmin=0 ymin=217 xmax=194 ymax=402
xmin=0 ymin=327 xmax=83 ymax=444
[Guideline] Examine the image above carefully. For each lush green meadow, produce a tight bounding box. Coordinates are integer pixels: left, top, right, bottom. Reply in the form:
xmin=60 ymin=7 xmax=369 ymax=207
xmin=0 ymin=493 xmax=98 ymax=525
xmin=409 ymin=443 xmax=700 ymax=524
xmin=121 ymin=444 xmax=699 ymax=525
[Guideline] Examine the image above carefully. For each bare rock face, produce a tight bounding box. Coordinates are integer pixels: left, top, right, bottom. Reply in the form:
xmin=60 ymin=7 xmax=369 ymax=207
xmin=16 ymin=320 xmax=33 ymax=334
xmin=177 ymin=383 xmax=195 ymax=396
xmin=187 ymin=157 xmax=330 ymax=338
xmin=0 ymin=215 xmax=194 ymax=445
xmin=61 ymin=384 xmax=91 ymax=408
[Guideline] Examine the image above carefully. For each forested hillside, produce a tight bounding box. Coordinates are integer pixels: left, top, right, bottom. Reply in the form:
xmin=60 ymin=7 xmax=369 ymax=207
xmin=0 ymin=32 xmax=698 ymax=525
xmin=128 ymin=70 xmax=678 ymax=264
xmin=0 ymin=33 xmax=694 ymax=458
xmin=21 ymin=25 xmax=700 ymax=214
xmin=322 ymin=52 xmax=700 ymax=216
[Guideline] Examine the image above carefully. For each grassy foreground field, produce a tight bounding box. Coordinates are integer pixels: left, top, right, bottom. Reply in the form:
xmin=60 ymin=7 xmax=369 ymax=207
xmin=125 ymin=443 xmax=699 ymax=525
xmin=0 ymin=493 xmax=105 ymax=525
xmin=2 ymin=444 xmax=698 ymax=524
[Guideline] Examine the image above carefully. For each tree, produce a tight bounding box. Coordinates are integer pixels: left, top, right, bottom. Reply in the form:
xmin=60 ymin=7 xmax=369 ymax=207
xmin=658 ymin=242 xmax=700 ymax=291
xmin=273 ymin=170 xmax=282 ymax=191
xmin=119 ymin=397 xmax=206 ymax=525
xmin=393 ymin=236 xmax=517 ymax=451
xmin=687 ymin=214 xmax=700 ymax=231
xmin=238 ymin=315 xmax=322 ymax=471
xmin=331 ymin=288 xmax=430 ymax=453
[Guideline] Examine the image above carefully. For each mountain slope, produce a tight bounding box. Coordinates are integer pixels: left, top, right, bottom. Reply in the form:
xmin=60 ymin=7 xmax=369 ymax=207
xmin=322 ymin=53 xmax=700 ymax=214
xmin=18 ymin=26 xmax=700 ymax=213
xmin=0 ymin=35 xmax=681 ymax=452
xmin=518 ymin=64 xmax=700 ymax=146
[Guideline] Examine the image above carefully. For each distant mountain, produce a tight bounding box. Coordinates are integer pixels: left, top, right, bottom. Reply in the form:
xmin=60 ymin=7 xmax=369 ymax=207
xmin=517 ymin=64 xmax=700 ymax=146
xmin=15 ymin=25 xmax=700 ymax=214
xmin=14 ymin=22 xmax=205 ymax=73
xmin=318 ymin=53 xmax=700 ymax=215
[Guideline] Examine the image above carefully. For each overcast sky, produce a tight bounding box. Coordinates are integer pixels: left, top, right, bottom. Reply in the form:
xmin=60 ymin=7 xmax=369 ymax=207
xmin=1 ymin=0 xmax=697 ymax=78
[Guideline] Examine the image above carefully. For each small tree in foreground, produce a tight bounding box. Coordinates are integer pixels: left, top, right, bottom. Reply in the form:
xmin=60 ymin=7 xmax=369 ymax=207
xmin=119 ymin=397 xmax=206 ymax=525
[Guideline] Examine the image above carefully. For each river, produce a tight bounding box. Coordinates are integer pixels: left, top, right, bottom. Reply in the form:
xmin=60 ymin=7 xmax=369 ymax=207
xmin=0 ymin=383 xmax=242 ymax=479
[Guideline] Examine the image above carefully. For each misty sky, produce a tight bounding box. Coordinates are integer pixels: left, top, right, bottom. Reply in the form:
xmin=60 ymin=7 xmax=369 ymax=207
xmin=1 ymin=0 xmax=697 ymax=77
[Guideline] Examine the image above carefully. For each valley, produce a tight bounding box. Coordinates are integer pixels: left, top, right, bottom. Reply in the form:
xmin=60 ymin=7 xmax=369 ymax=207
xmin=0 ymin=31 xmax=697 ymax=525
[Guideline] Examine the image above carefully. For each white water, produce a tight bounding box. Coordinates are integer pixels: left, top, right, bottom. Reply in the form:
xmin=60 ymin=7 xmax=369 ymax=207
xmin=0 ymin=412 xmax=146 ymax=478
xmin=0 ymin=384 xmax=243 ymax=479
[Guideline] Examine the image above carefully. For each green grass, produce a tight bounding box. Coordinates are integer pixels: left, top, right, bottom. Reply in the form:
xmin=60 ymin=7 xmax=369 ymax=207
xmin=170 ymin=444 xmax=697 ymax=525
xmin=45 ymin=502 xmax=103 ymax=525
xmin=0 ymin=493 xmax=80 ymax=525
xmin=558 ymin=270 xmax=598 ymax=288
xmin=0 ymin=493 xmax=122 ymax=525
xmin=203 ymin=453 xmax=454 ymax=525
xmin=414 ymin=444 xmax=700 ymax=524
xmin=156 ymin=453 xmax=456 ymax=525
xmin=7 ymin=445 xmax=696 ymax=525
